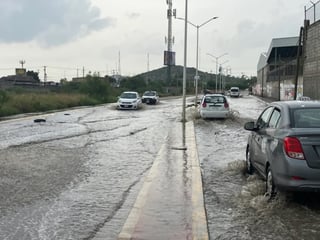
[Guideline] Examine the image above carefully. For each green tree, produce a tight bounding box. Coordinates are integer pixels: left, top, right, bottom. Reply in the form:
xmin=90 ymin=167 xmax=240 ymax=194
xmin=120 ymin=76 xmax=146 ymax=93
xmin=80 ymin=76 xmax=111 ymax=102
xmin=0 ymin=90 xmax=9 ymax=108
xmin=26 ymin=71 xmax=40 ymax=82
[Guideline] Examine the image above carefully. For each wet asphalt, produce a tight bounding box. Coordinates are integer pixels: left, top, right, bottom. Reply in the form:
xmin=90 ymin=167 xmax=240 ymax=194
xmin=2 ymin=95 xmax=320 ymax=239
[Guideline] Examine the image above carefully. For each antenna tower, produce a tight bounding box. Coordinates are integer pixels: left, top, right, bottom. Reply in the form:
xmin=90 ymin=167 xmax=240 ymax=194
xmin=165 ymin=0 xmax=176 ymax=86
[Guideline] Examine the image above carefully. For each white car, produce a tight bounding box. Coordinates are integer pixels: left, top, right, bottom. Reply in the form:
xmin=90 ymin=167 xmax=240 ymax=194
xmin=142 ymin=91 xmax=160 ymax=104
xmin=199 ymin=94 xmax=230 ymax=119
xmin=117 ymin=91 xmax=142 ymax=110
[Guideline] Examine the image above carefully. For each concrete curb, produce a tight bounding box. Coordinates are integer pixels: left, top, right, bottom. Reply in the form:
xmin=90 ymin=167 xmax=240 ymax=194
xmin=118 ymin=143 xmax=166 ymax=239
xmin=186 ymin=121 xmax=209 ymax=240
xmin=117 ymin=121 xmax=209 ymax=239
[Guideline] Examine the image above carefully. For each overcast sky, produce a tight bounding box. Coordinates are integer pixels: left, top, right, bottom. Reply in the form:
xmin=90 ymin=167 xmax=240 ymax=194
xmin=0 ymin=0 xmax=310 ymax=81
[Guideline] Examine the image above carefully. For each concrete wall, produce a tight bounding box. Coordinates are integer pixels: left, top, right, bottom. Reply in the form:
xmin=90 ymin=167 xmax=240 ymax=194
xmin=303 ymin=20 xmax=320 ymax=99
xmin=257 ymin=67 xmax=268 ymax=97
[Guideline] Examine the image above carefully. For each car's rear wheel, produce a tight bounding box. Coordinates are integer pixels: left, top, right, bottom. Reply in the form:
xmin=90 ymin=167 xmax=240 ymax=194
xmin=246 ymin=147 xmax=254 ymax=174
xmin=266 ymin=166 xmax=277 ymax=199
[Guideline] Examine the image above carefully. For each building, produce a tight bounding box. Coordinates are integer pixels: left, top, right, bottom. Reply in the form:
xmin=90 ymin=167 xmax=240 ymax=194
xmin=303 ymin=19 xmax=320 ymax=99
xmin=256 ymin=2 xmax=320 ymax=101
xmin=0 ymin=68 xmax=40 ymax=88
xmin=256 ymin=37 xmax=303 ymax=100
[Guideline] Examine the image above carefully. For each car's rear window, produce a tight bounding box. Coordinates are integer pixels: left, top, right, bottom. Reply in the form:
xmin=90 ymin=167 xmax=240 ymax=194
xmin=121 ymin=93 xmax=137 ymax=98
xmin=204 ymin=96 xmax=225 ymax=103
xmin=293 ymin=108 xmax=320 ymax=128
xmin=144 ymin=92 xmax=155 ymax=96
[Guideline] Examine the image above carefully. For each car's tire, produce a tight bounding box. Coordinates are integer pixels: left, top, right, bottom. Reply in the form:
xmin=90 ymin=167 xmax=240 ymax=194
xmin=266 ymin=166 xmax=277 ymax=199
xmin=246 ymin=147 xmax=254 ymax=174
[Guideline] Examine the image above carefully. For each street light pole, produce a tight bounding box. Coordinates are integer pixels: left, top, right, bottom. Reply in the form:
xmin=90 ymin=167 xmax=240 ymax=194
xmin=219 ymin=60 xmax=229 ymax=92
xmin=195 ymin=26 xmax=200 ymax=105
xmin=182 ymin=0 xmax=188 ymax=123
xmin=176 ymin=16 xmax=218 ymax=106
xmin=207 ymin=53 xmax=228 ymax=93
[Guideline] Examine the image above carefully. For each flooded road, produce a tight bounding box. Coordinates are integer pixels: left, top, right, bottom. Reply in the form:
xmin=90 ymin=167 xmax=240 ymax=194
xmin=195 ymin=95 xmax=320 ymax=240
xmin=2 ymin=95 xmax=320 ymax=239
xmin=0 ymin=98 xmax=185 ymax=240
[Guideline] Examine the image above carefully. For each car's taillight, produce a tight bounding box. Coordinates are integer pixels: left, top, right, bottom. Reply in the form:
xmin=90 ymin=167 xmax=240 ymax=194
xmin=283 ymin=137 xmax=305 ymax=160
xmin=224 ymin=102 xmax=229 ymax=108
xmin=202 ymin=102 xmax=207 ymax=108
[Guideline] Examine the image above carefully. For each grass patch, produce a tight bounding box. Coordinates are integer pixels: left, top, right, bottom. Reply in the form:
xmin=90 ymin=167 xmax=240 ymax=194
xmin=0 ymin=92 xmax=98 ymax=117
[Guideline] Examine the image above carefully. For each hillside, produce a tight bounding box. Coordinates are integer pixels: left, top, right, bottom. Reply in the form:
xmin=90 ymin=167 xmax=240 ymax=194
xmin=132 ymin=65 xmax=256 ymax=91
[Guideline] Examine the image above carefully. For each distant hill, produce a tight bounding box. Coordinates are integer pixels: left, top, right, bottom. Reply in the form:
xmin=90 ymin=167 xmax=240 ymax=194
xmin=132 ymin=65 xmax=256 ymax=91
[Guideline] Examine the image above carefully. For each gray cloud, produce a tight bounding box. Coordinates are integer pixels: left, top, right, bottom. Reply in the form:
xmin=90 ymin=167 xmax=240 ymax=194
xmin=217 ymin=14 xmax=301 ymax=57
xmin=0 ymin=0 xmax=114 ymax=47
xmin=126 ymin=12 xmax=140 ymax=19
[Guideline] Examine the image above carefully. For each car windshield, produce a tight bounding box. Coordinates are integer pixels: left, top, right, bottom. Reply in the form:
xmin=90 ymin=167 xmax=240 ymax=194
xmin=143 ymin=92 xmax=155 ymax=96
xmin=230 ymin=89 xmax=239 ymax=92
xmin=204 ymin=96 xmax=225 ymax=103
xmin=293 ymin=108 xmax=320 ymax=128
xmin=120 ymin=93 xmax=137 ymax=99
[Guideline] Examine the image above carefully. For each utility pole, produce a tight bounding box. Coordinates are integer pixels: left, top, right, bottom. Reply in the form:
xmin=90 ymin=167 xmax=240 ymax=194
xmin=294 ymin=27 xmax=303 ymax=100
xmin=118 ymin=51 xmax=121 ymax=76
xmin=19 ymin=60 xmax=26 ymax=68
xmin=43 ymin=66 xmax=47 ymax=84
xmin=147 ymin=53 xmax=150 ymax=72
xmin=182 ymin=0 xmax=188 ymax=123
xmin=165 ymin=0 xmax=176 ymax=88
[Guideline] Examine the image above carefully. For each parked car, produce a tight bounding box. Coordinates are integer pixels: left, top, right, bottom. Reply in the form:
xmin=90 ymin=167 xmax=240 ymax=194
xmin=244 ymin=101 xmax=320 ymax=198
xmin=199 ymin=94 xmax=230 ymax=119
xmin=142 ymin=91 xmax=160 ymax=104
xmin=117 ymin=91 xmax=142 ymax=110
xmin=230 ymin=87 xmax=240 ymax=97
xmin=296 ymin=96 xmax=311 ymax=101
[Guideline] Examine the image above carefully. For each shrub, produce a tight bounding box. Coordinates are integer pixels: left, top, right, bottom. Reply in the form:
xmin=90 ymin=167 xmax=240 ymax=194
xmin=0 ymin=92 xmax=99 ymax=117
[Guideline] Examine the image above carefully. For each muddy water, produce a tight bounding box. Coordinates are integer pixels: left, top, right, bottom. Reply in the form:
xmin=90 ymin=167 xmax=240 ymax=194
xmin=0 ymin=100 xmax=183 ymax=240
xmin=195 ymin=116 xmax=320 ymax=240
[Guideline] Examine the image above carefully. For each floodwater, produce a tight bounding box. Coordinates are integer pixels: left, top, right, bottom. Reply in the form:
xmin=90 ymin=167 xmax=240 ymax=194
xmin=1 ymin=95 xmax=320 ymax=240
xmin=195 ymin=95 xmax=320 ymax=240
xmin=0 ymin=99 xmax=184 ymax=240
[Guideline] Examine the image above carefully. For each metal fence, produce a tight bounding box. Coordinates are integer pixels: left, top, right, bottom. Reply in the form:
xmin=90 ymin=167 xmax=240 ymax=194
xmin=305 ymin=0 xmax=320 ymax=24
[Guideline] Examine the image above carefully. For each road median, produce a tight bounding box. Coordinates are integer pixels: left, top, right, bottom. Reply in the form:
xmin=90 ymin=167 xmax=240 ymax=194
xmin=118 ymin=121 xmax=208 ymax=239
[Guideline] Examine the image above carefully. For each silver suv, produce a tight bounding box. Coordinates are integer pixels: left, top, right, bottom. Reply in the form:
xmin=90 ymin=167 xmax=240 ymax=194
xmin=142 ymin=91 xmax=159 ymax=104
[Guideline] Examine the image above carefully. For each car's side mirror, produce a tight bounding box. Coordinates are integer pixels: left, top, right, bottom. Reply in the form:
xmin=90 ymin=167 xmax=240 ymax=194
xmin=244 ymin=121 xmax=256 ymax=131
